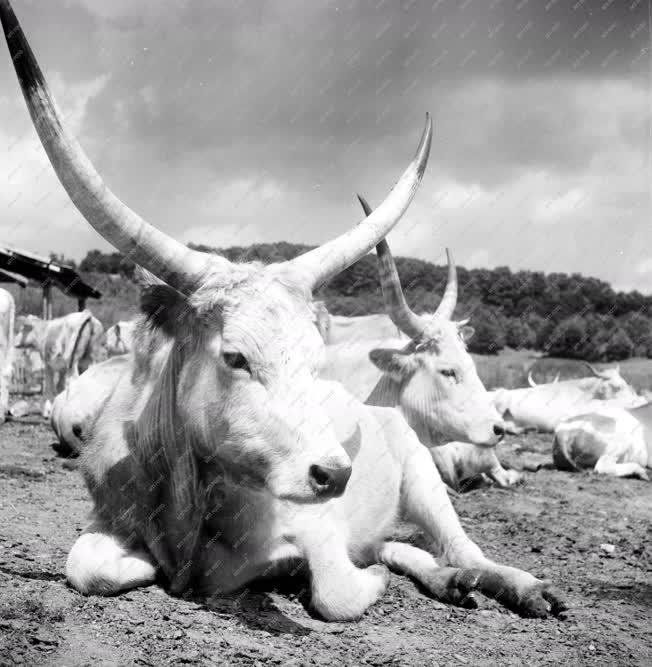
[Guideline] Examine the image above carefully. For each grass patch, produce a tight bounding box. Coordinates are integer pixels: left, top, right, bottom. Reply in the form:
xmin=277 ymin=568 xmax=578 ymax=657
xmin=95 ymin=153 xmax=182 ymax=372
xmin=474 ymin=349 xmax=652 ymax=392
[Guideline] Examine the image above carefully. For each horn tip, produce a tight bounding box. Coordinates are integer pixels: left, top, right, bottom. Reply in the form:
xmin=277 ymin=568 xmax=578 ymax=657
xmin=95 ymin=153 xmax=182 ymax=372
xmin=357 ymin=193 xmax=373 ymax=217
xmin=415 ymin=113 xmax=433 ymax=177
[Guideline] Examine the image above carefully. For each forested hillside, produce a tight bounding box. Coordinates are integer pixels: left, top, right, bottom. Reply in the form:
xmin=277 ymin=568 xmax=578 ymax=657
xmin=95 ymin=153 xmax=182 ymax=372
xmin=32 ymin=243 xmax=652 ymax=361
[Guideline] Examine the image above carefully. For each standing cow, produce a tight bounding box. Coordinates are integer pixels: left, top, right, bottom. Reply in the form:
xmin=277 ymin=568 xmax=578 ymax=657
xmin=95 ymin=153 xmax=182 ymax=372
xmin=15 ymin=311 xmax=104 ymax=418
xmin=0 ymin=287 xmax=15 ymax=423
xmin=102 ymin=319 xmax=138 ymax=357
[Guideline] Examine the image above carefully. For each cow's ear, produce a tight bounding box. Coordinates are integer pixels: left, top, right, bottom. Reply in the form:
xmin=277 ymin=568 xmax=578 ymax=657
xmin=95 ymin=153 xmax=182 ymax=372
xmin=459 ymin=325 xmax=475 ymax=343
xmin=369 ymin=348 xmax=418 ymax=379
xmin=140 ymin=284 xmax=196 ymax=338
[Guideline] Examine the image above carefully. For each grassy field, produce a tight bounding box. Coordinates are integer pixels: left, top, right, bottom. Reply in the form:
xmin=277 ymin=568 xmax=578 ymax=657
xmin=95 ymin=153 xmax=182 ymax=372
xmin=474 ymin=349 xmax=652 ymax=393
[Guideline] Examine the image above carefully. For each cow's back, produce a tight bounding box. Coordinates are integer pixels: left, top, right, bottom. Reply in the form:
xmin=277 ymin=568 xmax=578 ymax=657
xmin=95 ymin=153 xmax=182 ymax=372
xmin=327 ymin=314 xmax=406 ymax=346
xmin=493 ymin=380 xmax=603 ymax=432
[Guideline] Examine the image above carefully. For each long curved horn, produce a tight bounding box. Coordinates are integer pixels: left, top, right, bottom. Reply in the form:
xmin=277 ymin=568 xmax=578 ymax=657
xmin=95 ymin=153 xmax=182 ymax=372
xmin=358 ymin=194 xmax=457 ymax=338
xmin=358 ymin=195 xmax=428 ymax=339
xmin=286 ymin=115 xmax=432 ymax=290
xmin=527 ymin=370 xmax=537 ymax=387
xmin=1 ymin=1 xmax=221 ymax=295
xmin=432 ymin=248 xmax=457 ymax=320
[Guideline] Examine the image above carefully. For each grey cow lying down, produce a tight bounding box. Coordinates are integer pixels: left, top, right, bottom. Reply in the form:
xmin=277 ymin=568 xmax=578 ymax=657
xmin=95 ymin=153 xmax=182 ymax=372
xmin=1 ymin=0 xmax=564 ymax=622
xmin=64 ymin=307 xmax=565 ymax=620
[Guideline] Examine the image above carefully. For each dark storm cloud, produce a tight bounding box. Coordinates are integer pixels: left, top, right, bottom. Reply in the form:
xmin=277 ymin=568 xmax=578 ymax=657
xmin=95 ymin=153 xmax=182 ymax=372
xmin=0 ymin=0 xmax=649 ymax=292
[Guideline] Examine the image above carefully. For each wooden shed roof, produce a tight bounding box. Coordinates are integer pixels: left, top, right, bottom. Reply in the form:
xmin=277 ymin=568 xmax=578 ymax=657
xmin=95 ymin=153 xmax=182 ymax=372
xmin=0 ymin=244 xmax=101 ymax=299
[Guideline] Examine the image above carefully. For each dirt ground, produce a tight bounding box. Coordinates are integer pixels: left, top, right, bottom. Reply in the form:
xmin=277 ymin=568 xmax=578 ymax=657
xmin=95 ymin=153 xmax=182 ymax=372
xmin=0 ymin=421 xmax=650 ymax=667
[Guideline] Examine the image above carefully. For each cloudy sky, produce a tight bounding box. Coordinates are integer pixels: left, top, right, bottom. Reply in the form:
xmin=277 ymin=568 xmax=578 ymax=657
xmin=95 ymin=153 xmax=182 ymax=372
xmin=0 ymin=0 xmax=650 ymax=292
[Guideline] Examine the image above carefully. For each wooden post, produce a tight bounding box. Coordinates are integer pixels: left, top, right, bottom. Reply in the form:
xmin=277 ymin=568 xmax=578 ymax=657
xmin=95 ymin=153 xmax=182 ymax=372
xmin=42 ymin=284 xmax=51 ymax=320
xmin=78 ymin=297 xmax=86 ymax=312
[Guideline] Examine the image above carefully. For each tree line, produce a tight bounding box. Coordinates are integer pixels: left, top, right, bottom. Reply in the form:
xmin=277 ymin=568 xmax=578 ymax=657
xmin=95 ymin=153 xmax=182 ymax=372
xmin=76 ymin=244 xmax=652 ymax=360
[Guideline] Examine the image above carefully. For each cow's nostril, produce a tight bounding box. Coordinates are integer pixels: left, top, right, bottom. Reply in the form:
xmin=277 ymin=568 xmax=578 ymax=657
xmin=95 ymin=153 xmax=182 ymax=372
xmin=309 ymin=463 xmax=352 ymax=497
xmin=493 ymin=424 xmax=506 ymax=437
xmin=310 ymin=464 xmax=331 ymax=487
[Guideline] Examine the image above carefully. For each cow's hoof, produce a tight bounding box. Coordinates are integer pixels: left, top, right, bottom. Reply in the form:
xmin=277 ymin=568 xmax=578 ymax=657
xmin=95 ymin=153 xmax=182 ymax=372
xmin=505 ymin=470 xmax=524 ymax=486
xmin=422 ymin=567 xmax=482 ymax=608
xmin=517 ymin=581 xmax=568 ymax=618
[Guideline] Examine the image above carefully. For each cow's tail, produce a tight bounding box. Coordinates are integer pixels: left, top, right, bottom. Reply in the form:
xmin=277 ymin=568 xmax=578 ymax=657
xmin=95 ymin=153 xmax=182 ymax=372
xmin=66 ymin=315 xmax=93 ymax=382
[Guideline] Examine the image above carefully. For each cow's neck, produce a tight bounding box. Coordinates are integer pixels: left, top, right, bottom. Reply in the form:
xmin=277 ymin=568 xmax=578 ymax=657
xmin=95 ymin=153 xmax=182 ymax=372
xmin=365 ymin=375 xmax=448 ymax=447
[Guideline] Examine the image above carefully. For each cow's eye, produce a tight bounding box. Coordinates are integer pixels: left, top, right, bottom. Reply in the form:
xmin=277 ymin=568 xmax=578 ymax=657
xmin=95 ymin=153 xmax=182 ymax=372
xmin=439 ymin=368 xmax=457 ymax=381
xmin=222 ymin=351 xmax=251 ymax=373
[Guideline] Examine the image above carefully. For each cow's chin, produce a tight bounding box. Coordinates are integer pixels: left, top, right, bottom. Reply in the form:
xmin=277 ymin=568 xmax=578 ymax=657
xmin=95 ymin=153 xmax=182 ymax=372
xmin=436 ymin=423 xmax=499 ymax=449
xmin=268 ymin=476 xmax=334 ymax=505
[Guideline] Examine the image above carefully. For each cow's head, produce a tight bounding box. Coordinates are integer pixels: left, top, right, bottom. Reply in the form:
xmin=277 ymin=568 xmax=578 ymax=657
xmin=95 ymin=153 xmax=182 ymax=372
xmin=358 ymin=196 xmax=504 ymax=447
xmin=14 ymin=314 xmax=42 ymax=350
xmin=0 ymin=0 xmax=431 ymax=502
xmin=584 ymin=363 xmax=644 ymax=406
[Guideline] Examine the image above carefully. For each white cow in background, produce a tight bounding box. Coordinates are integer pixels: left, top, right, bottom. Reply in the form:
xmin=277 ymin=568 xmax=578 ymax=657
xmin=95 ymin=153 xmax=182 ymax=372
xmin=0 ymin=287 xmax=15 ymax=423
xmin=553 ymin=403 xmax=652 ymax=480
xmin=102 ymin=319 xmax=138 ymax=357
xmin=15 ymin=311 xmax=104 ymax=418
xmin=491 ymin=363 xmax=645 ymax=433
xmin=322 ymin=196 xmax=519 ymax=491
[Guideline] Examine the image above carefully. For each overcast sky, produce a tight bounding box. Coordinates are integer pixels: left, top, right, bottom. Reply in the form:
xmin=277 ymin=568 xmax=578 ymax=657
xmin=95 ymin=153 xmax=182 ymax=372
xmin=0 ymin=0 xmax=650 ymax=293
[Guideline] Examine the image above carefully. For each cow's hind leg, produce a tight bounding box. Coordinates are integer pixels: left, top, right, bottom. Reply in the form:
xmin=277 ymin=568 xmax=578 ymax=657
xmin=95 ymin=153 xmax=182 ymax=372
xmin=594 ymin=456 xmax=649 ymax=480
xmin=66 ymin=523 xmax=156 ymax=595
xmin=398 ymin=442 xmax=566 ymax=617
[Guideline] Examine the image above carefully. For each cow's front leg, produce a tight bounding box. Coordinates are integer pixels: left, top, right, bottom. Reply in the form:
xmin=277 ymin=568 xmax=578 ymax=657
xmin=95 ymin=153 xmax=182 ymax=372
xmin=42 ymin=368 xmax=55 ymax=419
xmin=485 ymin=451 xmax=524 ymax=488
xmin=399 ymin=443 xmax=566 ymax=617
xmin=298 ymin=525 xmax=389 ymax=621
xmin=66 ymin=520 xmax=157 ymax=595
xmin=594 ymin=456 xmax=649 ymax=480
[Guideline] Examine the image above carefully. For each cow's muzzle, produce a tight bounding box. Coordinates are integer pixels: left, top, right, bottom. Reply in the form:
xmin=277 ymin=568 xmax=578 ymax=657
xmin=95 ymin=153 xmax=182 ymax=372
xmin=309 ymin=462 xmax=352 ymax=498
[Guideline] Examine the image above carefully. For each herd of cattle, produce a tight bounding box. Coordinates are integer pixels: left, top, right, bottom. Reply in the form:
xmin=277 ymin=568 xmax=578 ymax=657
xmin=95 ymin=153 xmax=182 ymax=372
xmin=1 ymin=0 xmax=650 ymax=624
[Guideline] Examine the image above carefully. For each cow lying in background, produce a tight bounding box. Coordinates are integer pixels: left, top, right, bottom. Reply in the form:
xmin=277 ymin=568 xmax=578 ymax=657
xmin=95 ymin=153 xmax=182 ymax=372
xmin=50 ymin=355 xmax=131 ymax=456
xmin=322 ymin=196 xmax=520 ymax=491
xmin=102 ymin=319 xmax=138 ymax=357
xmin=491 ymin=363 xmax=645 ymax=433
xmin=14 ymin=311 xmax=104 ymax=418
xmin=0 ymin=287 xmax=15 ymax=423
xmin=553 ymin=403 xmax=651 ymax=480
